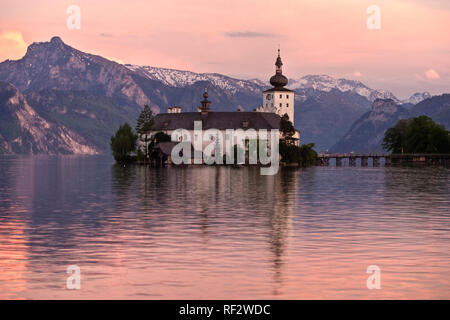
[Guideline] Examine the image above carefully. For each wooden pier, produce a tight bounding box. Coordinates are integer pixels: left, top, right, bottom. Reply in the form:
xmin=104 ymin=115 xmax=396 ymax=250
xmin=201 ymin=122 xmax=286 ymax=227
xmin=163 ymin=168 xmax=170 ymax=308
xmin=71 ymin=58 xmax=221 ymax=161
xmin=317 ymin=153 xmax=450 ymax=166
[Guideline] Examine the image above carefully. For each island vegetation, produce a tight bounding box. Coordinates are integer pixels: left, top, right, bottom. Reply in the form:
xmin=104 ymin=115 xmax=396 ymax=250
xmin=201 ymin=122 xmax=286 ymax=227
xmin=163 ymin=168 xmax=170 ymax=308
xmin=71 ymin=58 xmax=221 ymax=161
xmin=135 ymin=105 xmax=155 ymax=161
xmin=110 ymin=123 xmax=137 ymax=163
xmin=279 ymin=114 xmax=318 ymax=167
xmin=383 ymin=116 xmax=450 ymax=154
xmin=110 ymin=108 xmax=318 ymax=167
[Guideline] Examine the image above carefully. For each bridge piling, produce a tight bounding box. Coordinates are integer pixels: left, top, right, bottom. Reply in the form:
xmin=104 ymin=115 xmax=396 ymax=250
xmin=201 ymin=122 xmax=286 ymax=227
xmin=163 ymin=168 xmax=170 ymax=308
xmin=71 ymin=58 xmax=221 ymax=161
xmin=317 ymin=153 xmax=449 ymax=167
xmin=373 ymin=157 xmax=380 ymax=167
xmin=361 ymin=157 xmax=368 ymax=167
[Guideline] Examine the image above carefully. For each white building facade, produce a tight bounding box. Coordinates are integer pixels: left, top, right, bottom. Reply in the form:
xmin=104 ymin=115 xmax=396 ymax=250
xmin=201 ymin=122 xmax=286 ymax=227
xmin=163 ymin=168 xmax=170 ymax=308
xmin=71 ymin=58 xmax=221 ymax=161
xmin=258 ymin=49 xmax=295 ymax=125
xmin=262 ymin=90 xmax=295 ymax=125
xmin=144 ymin=49 xmax=300 ymax=159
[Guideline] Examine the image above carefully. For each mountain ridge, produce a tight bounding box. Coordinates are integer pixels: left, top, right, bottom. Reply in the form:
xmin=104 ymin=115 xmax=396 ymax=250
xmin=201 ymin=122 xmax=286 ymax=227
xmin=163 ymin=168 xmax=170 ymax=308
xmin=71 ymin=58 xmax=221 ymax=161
xmin=0 ymin=81 xmax=99 ymax=154
xmin=0 ymin=36 xmax=447 ymax=154
xmin=330 ymin=95 xmax=450 ymax=153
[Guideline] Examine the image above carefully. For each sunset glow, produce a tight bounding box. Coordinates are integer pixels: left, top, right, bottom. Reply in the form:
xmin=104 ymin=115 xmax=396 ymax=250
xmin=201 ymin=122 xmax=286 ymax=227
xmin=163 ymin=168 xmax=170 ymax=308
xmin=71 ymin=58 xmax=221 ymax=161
xmin=0 ymin=0 xmax=449 ymax=98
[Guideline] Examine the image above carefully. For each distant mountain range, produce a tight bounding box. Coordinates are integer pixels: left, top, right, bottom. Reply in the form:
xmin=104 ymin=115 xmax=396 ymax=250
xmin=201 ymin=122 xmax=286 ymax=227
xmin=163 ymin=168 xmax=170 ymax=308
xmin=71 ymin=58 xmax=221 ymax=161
xmin=0 ymin=81 xmax=98 ymax=154
xmin=289 ymin=74 xmax=400 ymax=103
xmin=0 ymin=36 xmax=447 ymax=154
xmin=329 ymin=99 xmax=410 ymax=153
xmin=330 ymin=95 xmax=450 ymax=153
xmin=126 ymin=64 xmax=264 ymax=95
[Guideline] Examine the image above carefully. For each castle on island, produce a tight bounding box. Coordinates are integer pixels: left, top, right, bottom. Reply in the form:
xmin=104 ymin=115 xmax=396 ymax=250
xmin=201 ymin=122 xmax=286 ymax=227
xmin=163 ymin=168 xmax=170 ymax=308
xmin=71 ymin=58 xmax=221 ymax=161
xmin=147 ymin=50 xmax=300 ymax=162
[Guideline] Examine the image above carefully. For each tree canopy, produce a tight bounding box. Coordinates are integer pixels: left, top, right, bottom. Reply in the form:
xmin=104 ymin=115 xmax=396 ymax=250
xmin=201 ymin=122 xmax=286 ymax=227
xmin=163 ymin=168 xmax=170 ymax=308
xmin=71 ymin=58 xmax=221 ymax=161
xmin=280 ymin=113 xmax=296 ymax=144
xmin=110 ymin=123 xmax=137 ymax=162
xmin=383 ymin=116 xmax=450 ymax=153
xmin=278 ymin=113 xmax=317 ymax=166
xmin=136 ymin=105 xmax=155 ymax=158
xmin=280 ymin=113 xmax=295 ymax=135
xmin=280 ymin=142 xmax=318 ymax=166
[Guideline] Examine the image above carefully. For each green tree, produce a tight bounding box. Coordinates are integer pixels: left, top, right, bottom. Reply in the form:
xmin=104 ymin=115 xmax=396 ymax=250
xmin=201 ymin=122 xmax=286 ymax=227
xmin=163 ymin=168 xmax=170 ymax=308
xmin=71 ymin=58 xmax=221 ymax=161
xmin=383 ymin=116 xmax=450 ymax=153
xmin=279 ymin=141 xmax=318 ymax=166
xmin=280 ymin=113 xmax=297 ymax=145
xmin=136 ymin=105 xmax=155 ymax=159
xmin=279 ymin=142 xmax=301 ymax=164
xmin=110 ymin=123 xmax=137 ymax=162
xmin=299 ymin=143 xmax=318 ymax=166
xmin=382 ymin=119 xmax=411 ymax=153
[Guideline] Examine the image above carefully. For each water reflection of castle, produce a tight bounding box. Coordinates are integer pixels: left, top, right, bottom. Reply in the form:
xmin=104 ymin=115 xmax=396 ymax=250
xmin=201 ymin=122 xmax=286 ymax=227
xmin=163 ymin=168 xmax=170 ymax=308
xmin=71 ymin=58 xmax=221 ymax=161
xmin=129 ymin=166 xmax=300 ymax=293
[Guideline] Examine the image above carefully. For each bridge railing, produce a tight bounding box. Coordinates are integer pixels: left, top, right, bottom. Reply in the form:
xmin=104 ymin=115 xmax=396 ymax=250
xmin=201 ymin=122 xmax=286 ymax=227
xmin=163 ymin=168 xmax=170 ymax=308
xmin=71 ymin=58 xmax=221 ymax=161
xmin=318 ymin=153 xmax=450 ymax=158
xmin=317 ymin=153 xmax=391 ymax=158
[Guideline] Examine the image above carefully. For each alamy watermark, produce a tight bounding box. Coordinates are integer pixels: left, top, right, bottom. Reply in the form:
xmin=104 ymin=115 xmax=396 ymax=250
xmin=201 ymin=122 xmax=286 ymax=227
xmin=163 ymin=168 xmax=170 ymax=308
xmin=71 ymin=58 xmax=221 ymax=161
xmin=67 ymin=5 xmax=81 ymax=30
xmin=366 ymin=5 xmax=381 ymax=30
xmin=366 ymin=265 xmax=381 ymax=289
xmin=66 ymin=265 xmax=81 ymax=290
xmin=169 ymin=121 xmax=280 ymax=175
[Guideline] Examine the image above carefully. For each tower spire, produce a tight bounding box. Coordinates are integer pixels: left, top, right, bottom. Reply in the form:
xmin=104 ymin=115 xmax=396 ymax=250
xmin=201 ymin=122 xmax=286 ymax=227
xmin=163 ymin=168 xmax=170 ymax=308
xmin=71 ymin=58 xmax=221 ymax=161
xmin=275 ymin=47 xmax=283 ymax=74
xmin=270 ymin=47 xmax=287 ymax=88
xmin=200 ymin=88 xmax=211 ymax=118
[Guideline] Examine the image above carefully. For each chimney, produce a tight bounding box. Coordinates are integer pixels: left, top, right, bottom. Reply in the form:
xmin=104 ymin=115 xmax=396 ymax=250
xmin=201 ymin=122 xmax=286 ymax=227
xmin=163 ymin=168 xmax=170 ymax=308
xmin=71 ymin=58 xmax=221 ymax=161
xmin=168 ymin=106 xmax=182 ymax=113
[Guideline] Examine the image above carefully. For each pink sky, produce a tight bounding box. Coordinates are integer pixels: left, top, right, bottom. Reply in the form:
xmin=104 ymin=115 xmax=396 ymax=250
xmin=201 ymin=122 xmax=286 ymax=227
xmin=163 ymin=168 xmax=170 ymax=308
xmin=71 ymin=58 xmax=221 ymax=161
xmin=0 ymin=0 xmax=449 ymax=98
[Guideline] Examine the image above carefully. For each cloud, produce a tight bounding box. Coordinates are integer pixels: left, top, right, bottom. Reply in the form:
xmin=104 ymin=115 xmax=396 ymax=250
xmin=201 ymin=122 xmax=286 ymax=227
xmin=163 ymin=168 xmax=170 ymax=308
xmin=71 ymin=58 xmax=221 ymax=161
xmin=425 ymin=69 xmax=440 ymax=80
xmin=223 ymin=31 xmax=275 ymax=38
xmin=401 ymin=0 xmax=450 ymax=10
xmin=0 ymin=31 xmax=28 ymax=61
xmin=99 ymin=33 xmax=114 ymax=38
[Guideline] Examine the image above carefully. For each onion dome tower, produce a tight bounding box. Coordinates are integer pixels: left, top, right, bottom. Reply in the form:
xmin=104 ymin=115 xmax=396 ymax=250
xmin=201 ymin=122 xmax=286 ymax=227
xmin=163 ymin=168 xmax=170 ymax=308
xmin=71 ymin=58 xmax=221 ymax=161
xmin=262 ymin=48 xmax=295 ymax=124
xmin=269 ymin=49 xmax=289 ymax=88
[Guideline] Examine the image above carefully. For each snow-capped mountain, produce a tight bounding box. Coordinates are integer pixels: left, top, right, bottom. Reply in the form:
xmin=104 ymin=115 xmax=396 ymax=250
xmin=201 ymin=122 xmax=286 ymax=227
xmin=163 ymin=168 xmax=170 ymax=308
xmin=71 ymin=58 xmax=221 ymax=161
xmin=125 ymin=64 xmax=264 ymax=94
xmin=1 ymin=36 xmax=443 ymax=155
xmin=288 ymin=74 xmax=400 ymax=103
xmin=402 ymin=92 xmax=432 ymax=105
xmin=126 ymin=66 xmax=413 ymax=105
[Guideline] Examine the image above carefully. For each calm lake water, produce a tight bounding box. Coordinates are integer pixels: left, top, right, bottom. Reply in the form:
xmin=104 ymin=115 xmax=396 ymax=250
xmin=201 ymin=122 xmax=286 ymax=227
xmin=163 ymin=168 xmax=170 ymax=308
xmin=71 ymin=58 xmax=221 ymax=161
xmin=0 ymin=156 xmax=449 ymax=299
